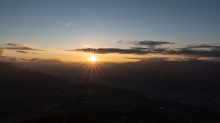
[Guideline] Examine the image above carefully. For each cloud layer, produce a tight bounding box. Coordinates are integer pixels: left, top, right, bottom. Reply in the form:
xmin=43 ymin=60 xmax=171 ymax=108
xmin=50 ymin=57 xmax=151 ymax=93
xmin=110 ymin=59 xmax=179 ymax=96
xmin=16 ymin=50 xmax=29 ymax=53
xmin=163 ymin=49 xmax=220 ymax=57
xmin=0 ymin=56 xmax=26 ymax=62
xmin=29 ymin=58 xmax=63 ymax=63
xmin=2 ymin=43 xmax=45 ymax=54
xmin=71 ymin=48 xmax=150 ymax=54
xmin=117 ymin=40 xmax=175 ymax=48
xmin=69 ymin=43 xmax=220 ymax=58
xmin=185 ymin=44 xmax=220 ymax=50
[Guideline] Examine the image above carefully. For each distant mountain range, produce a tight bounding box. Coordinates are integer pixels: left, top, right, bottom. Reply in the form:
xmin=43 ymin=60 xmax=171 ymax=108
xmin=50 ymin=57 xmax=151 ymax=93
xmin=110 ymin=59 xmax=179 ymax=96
xmin=1 ymin=61 xmax=220 ymax=123
xmin=14 ymin=60 xmax=220 ymax=111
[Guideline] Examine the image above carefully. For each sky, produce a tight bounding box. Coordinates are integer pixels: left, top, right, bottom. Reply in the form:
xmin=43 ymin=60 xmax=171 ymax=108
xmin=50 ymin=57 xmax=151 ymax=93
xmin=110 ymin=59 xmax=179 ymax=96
xmin=0 ymin=0 xmax=220 ymax=62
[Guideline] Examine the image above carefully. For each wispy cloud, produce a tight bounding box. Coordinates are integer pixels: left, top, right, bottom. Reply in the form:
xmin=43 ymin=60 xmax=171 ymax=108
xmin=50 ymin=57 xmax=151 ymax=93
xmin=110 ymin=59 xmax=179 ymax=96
xmin=0 ymin=56 xmax=26 ymax=62
xmin=29 ymin=58 xmax=63 ymax=63
xmin=4 ymin=42 xmax=45 ymax=53
xmin=116 ymin=40 xmax=175 ymax=49
xmin=6 ymin=47 xmax=45 ymax=51
xmin=130 ymin=47 xmax=149 ymax=50
xmin=65 ymin=23 xmax=76 ymax=27
xmin=185 ymin=44 xmax=220 ymax=50
xmin=124 ymin=57 xmax=169 ymax=61
xmin=162 ymin=49 xmax=220 ymax=57
xmin=7 ymin=43 xmax=23 ymax=47
xmin=116 ymin=40 xmax=125 ymax=43
xmin=16 ymin=50 xmax=39 ymax=54
xmin=16 ymin=50 xmax=29 ymax=54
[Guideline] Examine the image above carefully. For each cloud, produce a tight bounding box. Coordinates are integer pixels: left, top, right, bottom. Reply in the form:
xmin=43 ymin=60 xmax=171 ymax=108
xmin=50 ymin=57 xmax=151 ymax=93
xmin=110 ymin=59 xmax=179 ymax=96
xmin=7 ymin=43 xmax=23 ymax=47
xmin=6 ymin=46 xmax=45 ymax=51
xmin=162 ymin=49 xmax=220 ymax=57
xmin=0 ymin=46 xmax=5 ymax=56
xmin=69 ymin=48 xmax=150 ymax=55
xmin=65 ymin=23 xmax=76 ymax=27
xmin=71 ymin=47 xmax=167 ymax=55
xmin=116 ymin=40 xmax=175 ymax=49
xmin=16 ymin=50 xmax=39 ymax=54
xmin=127 ymin=40 xmax=175 ymax=48
xmin=185 ymin=44 xmax=220 ymax=50
xmin=116 ymin=40 xmax=125 ymax=43
xmin=29 ymin=58 xmax=63 ymax=63
xmin=130 ymin=47 xmax=149 ymax=50
xmin=175 ymin=57 xmax=199 ymax=61
xmin=4 ymin=42 xmax=45 ymax=52
xmin=70 ymin=45 xmax=220 ymax=57
xmin=124 ymin=57 xmax=169 ymax=61
xmin=0 ymin=56 xmax=27 ymax=62
xmin=16 ymin=50 xmax=29 ymax=53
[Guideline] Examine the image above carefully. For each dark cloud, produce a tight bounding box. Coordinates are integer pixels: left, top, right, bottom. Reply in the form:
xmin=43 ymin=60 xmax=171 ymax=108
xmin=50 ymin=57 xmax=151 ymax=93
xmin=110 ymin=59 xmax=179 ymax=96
xmin=130 ymin=47 xmax=149 ymax=50
xmin=174 ymin=57 xmax=199 ymax=61
xmin=163 ymin=49 xmax=220 ymax=57
xmin=6 ymin=46 xmax=45 ymax=51
xmin=150 ymin=48 xmax=167 ymax=53
xmin=16 ymin=50 xmax=39 ymax=54
xmin=124 ymin=57 xmax=148 ymax=60
xmin=117 ymin=40 xmax=175 ymax=48
xmin=143 ymin=57 xmax=169 ymax=61
xmin=186 ymin=44 xmax=220 ymax=50
xmin=4 ymin=42 xmax=45 ymax=52
xmin=128 ymin=40 xmax=174 ymax=46
xmin=71 ymin=48 xmax=150 ymax=55
xmin=125 ymin=57 xmax=169 ymax=61
xmin=16 ymin=50 xmax=29 ymax=53
xmin=0 ymin=56 xmax=26 ymax=62
xmin=72 ymin=47 xmax=169 ymax=55
xmin=29 ymin=58 xmax=42 ymax=62
xmin=7 ymin=43 xmax=23 ymax=47
xmin=29 ymin=58 xmax=63 ymax=63
xmin=70 ymin=46 xmax=220 ymax=57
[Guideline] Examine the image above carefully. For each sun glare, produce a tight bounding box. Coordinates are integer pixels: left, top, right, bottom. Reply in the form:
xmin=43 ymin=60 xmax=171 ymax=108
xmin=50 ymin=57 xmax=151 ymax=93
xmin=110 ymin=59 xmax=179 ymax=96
xmin=88 ymin=56 xmax=97 ymax=62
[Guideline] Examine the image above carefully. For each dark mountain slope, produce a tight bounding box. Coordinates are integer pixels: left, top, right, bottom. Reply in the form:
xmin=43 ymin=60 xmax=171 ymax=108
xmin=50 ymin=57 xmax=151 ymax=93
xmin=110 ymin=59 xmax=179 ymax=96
xmin=1 ymin=62 xmax=220 ymax=123
xmin=0 ymin=62 xmax=69 ymax=119
xmin=0 ymin=62 xmax=68 ymax=93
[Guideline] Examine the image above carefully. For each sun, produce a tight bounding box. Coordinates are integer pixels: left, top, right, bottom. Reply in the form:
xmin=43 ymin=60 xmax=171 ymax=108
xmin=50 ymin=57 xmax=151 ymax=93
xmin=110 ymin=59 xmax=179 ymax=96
xmin=88 ymin=56 xmax=97 ymax=62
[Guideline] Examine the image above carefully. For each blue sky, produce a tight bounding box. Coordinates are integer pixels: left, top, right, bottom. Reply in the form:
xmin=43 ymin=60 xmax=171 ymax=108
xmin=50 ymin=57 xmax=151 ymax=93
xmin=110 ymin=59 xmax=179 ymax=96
xmin=0 ymin=0 xmax=220 ymax=62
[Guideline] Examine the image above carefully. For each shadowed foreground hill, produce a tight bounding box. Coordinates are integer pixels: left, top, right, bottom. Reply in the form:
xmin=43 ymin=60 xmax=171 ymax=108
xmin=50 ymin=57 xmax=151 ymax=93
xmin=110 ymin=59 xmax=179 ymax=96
xmin=0 ymin=62 xmax=68 ymax=93
xmin=0 ymin=62 xmax=69 ymax=119
xmin=1 ymin=62 xmax=220 ymax=123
